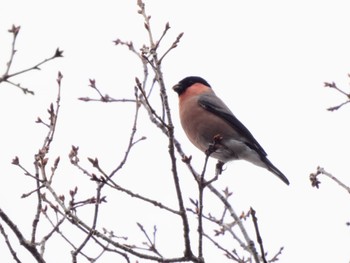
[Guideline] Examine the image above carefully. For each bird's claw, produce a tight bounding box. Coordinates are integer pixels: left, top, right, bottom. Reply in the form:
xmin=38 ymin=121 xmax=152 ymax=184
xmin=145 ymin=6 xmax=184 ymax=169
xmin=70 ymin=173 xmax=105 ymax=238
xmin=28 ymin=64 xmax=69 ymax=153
xmin=215 ymin=161 xmax=225 ymax=176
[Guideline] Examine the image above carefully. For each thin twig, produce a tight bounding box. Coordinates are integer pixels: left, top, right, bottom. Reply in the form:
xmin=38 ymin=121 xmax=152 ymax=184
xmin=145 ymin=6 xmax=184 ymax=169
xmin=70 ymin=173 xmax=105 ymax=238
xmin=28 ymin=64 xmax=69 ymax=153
xmin=137 ymin=223 xmax=162 ymax=257
xmin=327 ymin=100 xmax=350 ymax=111
xmin=153 ymin=22 xmax=170 ymax=51
xmin=202 ymin=232 xmax=240 ymax=262
xmin=268 ymin=247 xmax=284 ymax=262
xmin=250 ymin=207 xmax=267 ymax=263
xmin=78 ymin=79 xmax=137 ymax=103
xmin=3 ymin=25 xmax=21 ymax=77
xmin=106 ymin=181 xmax=180 ymax=215
xmin=108 ymin=86 xmax=143 ymax=179
xmin=0 ymin=25 xmax=63 ymax=94
xmin=158 ymin=32 xmax=184 ymax=64
xmin=324 ymin=80 xmax=350 ymax=111
xmin=197 ymin=153 xmax=210 ymax=260
xmin=316 ymin=166 xmax=350 ymax=194
xmin=6 ymin=48 xmax=63 ymax=79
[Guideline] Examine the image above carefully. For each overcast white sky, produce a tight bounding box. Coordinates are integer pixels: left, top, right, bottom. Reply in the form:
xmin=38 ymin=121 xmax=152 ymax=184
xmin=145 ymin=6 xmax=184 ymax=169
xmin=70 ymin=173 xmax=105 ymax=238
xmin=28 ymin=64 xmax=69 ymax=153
xmin=1 ymin=1 xmax=350 ymax=262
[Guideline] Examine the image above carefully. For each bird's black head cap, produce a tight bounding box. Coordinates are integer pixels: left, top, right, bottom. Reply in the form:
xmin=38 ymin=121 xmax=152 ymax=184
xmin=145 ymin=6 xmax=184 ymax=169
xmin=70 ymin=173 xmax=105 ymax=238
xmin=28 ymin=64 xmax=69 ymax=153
xmin=173 ymin=76 xmax=211 ymax=95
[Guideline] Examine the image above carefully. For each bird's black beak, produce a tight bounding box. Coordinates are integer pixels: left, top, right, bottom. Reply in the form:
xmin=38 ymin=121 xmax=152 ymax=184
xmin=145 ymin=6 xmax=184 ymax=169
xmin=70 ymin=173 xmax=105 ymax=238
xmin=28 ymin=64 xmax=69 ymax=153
xmin=172 ymin=83 xmax=181 ymax=95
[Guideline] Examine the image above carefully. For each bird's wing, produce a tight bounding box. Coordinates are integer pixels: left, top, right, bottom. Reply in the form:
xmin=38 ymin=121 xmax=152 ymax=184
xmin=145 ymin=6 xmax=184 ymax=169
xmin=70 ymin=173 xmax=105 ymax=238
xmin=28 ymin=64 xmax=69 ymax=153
xmin=198 ymin=93 xmax=268 ymax=157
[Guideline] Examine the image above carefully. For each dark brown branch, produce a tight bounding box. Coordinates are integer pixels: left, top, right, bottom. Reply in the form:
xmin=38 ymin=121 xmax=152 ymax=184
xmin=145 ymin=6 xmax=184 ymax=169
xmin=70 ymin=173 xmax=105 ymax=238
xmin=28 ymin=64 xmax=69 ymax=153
xmin=0 ymin=208 xmax=45 ymax=263
xmin=0 ymin=223 xmax=22 ymax=263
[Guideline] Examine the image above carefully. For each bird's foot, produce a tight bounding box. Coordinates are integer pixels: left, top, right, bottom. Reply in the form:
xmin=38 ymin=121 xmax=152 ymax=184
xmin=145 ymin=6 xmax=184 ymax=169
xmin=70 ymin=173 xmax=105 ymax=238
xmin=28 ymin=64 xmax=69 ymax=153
xmin=205 ymin=134 xmax=223 ymax=156
xmin=215 ymin=161 xmax=225 ymax=175
xmin=204 ymin=161 xmax=225 ymax=186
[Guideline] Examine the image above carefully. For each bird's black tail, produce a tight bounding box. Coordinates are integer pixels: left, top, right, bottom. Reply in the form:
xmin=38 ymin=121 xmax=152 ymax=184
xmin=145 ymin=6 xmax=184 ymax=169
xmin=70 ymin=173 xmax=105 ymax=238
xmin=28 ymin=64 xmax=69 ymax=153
xmin=263 ymin=157 xmax=290 ymax=185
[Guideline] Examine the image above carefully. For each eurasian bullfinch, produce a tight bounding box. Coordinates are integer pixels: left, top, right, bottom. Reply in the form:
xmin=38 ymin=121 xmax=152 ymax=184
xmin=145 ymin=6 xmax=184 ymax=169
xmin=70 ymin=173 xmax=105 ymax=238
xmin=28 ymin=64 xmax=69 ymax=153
xmin=173 ymin=76 xmax=289 ymax=185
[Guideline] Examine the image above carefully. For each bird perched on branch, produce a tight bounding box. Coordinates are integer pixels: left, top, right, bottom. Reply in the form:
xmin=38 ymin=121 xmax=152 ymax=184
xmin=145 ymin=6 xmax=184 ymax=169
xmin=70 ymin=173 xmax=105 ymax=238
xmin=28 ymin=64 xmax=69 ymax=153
xmin=173 ymin=76 xmax=289 ymax=185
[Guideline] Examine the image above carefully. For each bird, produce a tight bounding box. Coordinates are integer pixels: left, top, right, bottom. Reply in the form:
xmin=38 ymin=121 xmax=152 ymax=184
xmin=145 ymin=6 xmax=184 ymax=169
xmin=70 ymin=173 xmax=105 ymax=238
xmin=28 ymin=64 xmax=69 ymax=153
xmin=173 ymin=76 xmax=289 ymax=185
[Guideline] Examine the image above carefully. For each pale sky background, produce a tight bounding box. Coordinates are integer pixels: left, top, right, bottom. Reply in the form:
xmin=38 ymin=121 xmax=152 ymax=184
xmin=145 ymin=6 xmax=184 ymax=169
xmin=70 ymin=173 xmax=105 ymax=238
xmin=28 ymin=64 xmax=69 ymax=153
xmin=1 ymin=1 xmax=350 ymax=262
